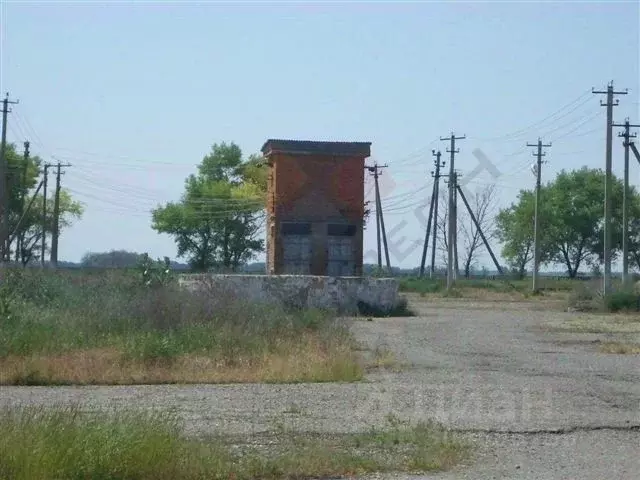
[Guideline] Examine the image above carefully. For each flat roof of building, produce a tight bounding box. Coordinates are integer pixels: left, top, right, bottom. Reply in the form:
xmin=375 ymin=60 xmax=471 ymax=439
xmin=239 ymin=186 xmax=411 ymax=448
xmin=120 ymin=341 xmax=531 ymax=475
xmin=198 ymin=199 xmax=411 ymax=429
xmin=261 ymin=139 xmax=371 ymax=157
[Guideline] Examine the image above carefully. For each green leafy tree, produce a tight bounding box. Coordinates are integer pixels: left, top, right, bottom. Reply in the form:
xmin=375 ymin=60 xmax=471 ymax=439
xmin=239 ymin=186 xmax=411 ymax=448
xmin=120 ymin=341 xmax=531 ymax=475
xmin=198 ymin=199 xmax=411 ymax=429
xmin=546 ymin=167 xmax=625 ymax=278
xmin=81 ymin=250 xmax=146 ymax=268
xmin=151 ymin=142 xmax=266 ymax=272
xmin=497 ymin=167 xmax=629 ymax=279
xmin=495 ymin=189 xmax=538 ymax=279
xmin=4 ymin=143 xmax=83 ymax=265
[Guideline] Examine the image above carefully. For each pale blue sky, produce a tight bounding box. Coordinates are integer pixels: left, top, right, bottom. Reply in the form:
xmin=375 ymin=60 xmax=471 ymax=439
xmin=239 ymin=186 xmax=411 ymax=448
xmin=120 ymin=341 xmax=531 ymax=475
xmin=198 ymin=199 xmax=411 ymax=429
xmin=1 ymin=1 xmax=639 ymax=270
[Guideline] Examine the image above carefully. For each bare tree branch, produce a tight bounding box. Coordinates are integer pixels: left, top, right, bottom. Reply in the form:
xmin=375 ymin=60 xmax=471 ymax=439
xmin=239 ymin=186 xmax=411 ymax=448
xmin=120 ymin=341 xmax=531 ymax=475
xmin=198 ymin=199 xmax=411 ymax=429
xmin=458 ymin=184 xmax=498 ymax=278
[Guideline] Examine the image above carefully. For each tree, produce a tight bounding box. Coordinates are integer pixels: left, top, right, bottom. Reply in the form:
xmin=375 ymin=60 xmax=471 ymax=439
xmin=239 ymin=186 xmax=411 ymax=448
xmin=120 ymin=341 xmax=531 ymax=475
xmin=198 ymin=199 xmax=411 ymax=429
xmin=546 ymin=167 xmax=623 ymax=278
xmin=4 ymin=143 xmax=83 ymax=265
xmin=81 ymin=250 xmax=146 ymax=268
xmin=495 ymin=189 xmax=537 ymax=279
xmin=152 ymin=142 xmax=266 ymax=272
xmin=496 ymin=167 xmax=628 ymax=279
xmin=458 ymin=184 xmax=498 ymax=278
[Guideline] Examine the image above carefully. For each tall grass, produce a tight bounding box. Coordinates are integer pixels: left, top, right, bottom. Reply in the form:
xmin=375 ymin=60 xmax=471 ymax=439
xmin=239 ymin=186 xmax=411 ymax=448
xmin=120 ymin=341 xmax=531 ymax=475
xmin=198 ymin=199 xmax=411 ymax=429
xmin=0 ymin=406 xmax=470 ymax=480
xmin=0 ymin=268 xmax=362 ymax=384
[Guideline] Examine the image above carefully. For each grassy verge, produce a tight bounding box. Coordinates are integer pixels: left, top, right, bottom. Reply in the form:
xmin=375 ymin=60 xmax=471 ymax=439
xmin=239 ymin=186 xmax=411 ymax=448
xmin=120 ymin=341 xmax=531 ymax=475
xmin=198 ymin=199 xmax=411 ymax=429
xmin=398 ymin=277 xmax=529 ymax=300
xmin=0 ymin=406 xmax=470 ymax=480
xmin=0 ymin=269 xmax=362 ymax=385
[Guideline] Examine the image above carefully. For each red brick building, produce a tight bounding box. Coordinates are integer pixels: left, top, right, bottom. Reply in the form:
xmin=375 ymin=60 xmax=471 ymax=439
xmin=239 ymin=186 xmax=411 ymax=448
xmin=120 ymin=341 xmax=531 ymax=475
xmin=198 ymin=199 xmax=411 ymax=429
xmin=262 ymin=139 xmax=371 ymax=276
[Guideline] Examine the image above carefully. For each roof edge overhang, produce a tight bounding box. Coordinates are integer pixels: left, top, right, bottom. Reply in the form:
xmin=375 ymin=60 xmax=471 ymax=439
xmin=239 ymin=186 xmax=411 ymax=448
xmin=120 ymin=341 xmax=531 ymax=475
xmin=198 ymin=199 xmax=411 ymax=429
xmin=261 ymin=139 xmax=371 ymax=158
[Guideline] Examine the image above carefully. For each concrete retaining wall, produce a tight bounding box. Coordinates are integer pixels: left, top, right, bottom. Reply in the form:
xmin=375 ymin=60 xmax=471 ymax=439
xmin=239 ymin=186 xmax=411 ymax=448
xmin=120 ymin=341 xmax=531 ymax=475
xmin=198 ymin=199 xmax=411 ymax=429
xmin=179 ymin=274 xmax=399 ymax=314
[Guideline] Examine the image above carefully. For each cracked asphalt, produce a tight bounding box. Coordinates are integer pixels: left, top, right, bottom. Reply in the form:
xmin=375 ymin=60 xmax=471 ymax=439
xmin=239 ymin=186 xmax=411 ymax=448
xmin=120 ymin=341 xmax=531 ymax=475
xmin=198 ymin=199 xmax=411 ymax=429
xmin=1 ymin=296 xmax=639 ymax=479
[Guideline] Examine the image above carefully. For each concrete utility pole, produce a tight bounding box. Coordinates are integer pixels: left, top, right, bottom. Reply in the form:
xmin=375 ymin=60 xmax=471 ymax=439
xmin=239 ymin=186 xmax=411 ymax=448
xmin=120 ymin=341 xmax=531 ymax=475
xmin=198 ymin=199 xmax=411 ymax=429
xmin=0 ymin=93 xmax=20 ymax=262
xmin=612 ymin=118 xmax=640 ymax=285
xmin=440 ymin=132 xmax=465 ymax=287
xmin=419 ymin=150 xmax=445 ymax=277
xmin=41 ymin=163 xmax=52 ymax=267
xmin=50 ymin=162 xmax=71 ymax=267
xmin=443 ymin=171 xmax=459 ymax=289
xmin=430 ymin=151 xmax=444 ymax=278
xmin=527 ymin=138 xmax=551 ymax=293
xmin=16 ymin=141 xmax=30 ymax=262
xmin=366 ymin=164 xmax=390 ymax=271
xmin=593 ymin=82 xmax=627 ymax=296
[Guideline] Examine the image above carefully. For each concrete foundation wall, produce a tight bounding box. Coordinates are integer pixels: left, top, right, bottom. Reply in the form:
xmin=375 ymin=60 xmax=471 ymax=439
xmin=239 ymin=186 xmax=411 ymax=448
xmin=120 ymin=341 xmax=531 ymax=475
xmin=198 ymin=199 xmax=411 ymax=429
xmin=179 ymin=274 xmax=399 ymax=314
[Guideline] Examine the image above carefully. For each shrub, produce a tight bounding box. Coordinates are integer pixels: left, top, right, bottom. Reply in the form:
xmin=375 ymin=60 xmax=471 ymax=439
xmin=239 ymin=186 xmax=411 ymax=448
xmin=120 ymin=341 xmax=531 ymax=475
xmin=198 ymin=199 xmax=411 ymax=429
xmin=605 ymin=289 xmax=640 ymax=313
xmin=567 ymin=281 xmax=601 ymax=311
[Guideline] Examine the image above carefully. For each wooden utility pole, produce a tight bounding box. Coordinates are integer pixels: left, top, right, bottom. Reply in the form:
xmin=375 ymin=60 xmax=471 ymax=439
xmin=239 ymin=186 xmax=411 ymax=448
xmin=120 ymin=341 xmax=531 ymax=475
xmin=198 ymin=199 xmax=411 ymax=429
xmin=440 ymin=132 xmax=465 ymax=288
xmin=419 ymin=150 xmax=444 ymax=277
xmin=593 ymin=82 xmax=627 ymax=296
xmin=50 ymin=162 xmax=71 ymax=267
xmin=41 ymin=163 xmax=52 ymax=267
xmin=612 ymin=118 xmax=639 ymax=285
xmin=366 ymin=164 xmax=390 ymax=271
xmin=527 ymin=138 xmax=551 ymax=293
xmin=0 ymin=93 xmax=20 ymax=262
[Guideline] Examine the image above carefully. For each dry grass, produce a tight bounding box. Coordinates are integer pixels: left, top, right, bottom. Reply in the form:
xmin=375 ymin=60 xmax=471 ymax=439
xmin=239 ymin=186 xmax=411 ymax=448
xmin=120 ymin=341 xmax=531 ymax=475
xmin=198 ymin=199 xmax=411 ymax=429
xmin=366 ymin=346 xmax=405 ymax=372
xmin=0 ymin=336 xmax=363 ymax=386
xmin=597 ymin=342 xmax=640 ymax=354
xmin=542 ymin=314 xmax=640 ymax=334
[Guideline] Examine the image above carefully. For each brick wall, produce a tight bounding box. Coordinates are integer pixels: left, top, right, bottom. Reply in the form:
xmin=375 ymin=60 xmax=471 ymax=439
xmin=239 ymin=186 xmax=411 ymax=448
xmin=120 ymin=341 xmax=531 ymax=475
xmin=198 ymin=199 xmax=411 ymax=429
xmin=266 ymin=152 xmax=365 ymax=275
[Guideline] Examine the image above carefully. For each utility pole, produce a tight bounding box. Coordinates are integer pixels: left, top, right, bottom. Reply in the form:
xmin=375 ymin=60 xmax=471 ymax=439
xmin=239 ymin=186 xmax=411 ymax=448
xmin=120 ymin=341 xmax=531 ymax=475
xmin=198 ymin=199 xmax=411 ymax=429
xmin=440 ymin=132 xmax=465 ymax=287
xmin=430 ymin=151 xmax=444 ymax=278
xmin=50 ymin=162 xmax=71 ymax=267
xmin=41 ymin=163 xmax=52 ymax=267
xmin=366 ymin=164 xmax=391 ymax=271
xmin=17 ymin=141 xmax=30 ymax=262
xmin=593 ymin=82 xmax=627 ymax=297
xmin=419 ymin=150 xmax=445 ymax=278
xmin=419 ymin=151 xmax=445 ymax=277
xmin=612 ymin=118 xmax=640 ymax=286
xmin=443 ymin=171 xmax=459 ymax=289
xmin=527 ymin=138 xmax=551 ymax=293
xmin=0 ymin=93 xmax=20 ymax=262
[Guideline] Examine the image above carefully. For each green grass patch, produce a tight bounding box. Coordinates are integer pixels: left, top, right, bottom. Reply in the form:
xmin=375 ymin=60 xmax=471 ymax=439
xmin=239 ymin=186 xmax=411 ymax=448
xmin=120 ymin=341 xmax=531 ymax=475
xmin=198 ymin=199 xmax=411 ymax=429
xmin=0 ymin=406 xmax=470 ymax=480
xmin=0 ymin=269 xmax=362 ymax=385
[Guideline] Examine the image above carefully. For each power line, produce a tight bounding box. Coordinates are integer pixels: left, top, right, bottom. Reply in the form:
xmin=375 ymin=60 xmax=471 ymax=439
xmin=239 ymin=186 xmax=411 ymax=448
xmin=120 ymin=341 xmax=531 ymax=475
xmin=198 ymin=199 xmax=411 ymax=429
xmin=472 ymin=88 xmax=593 ymax=142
